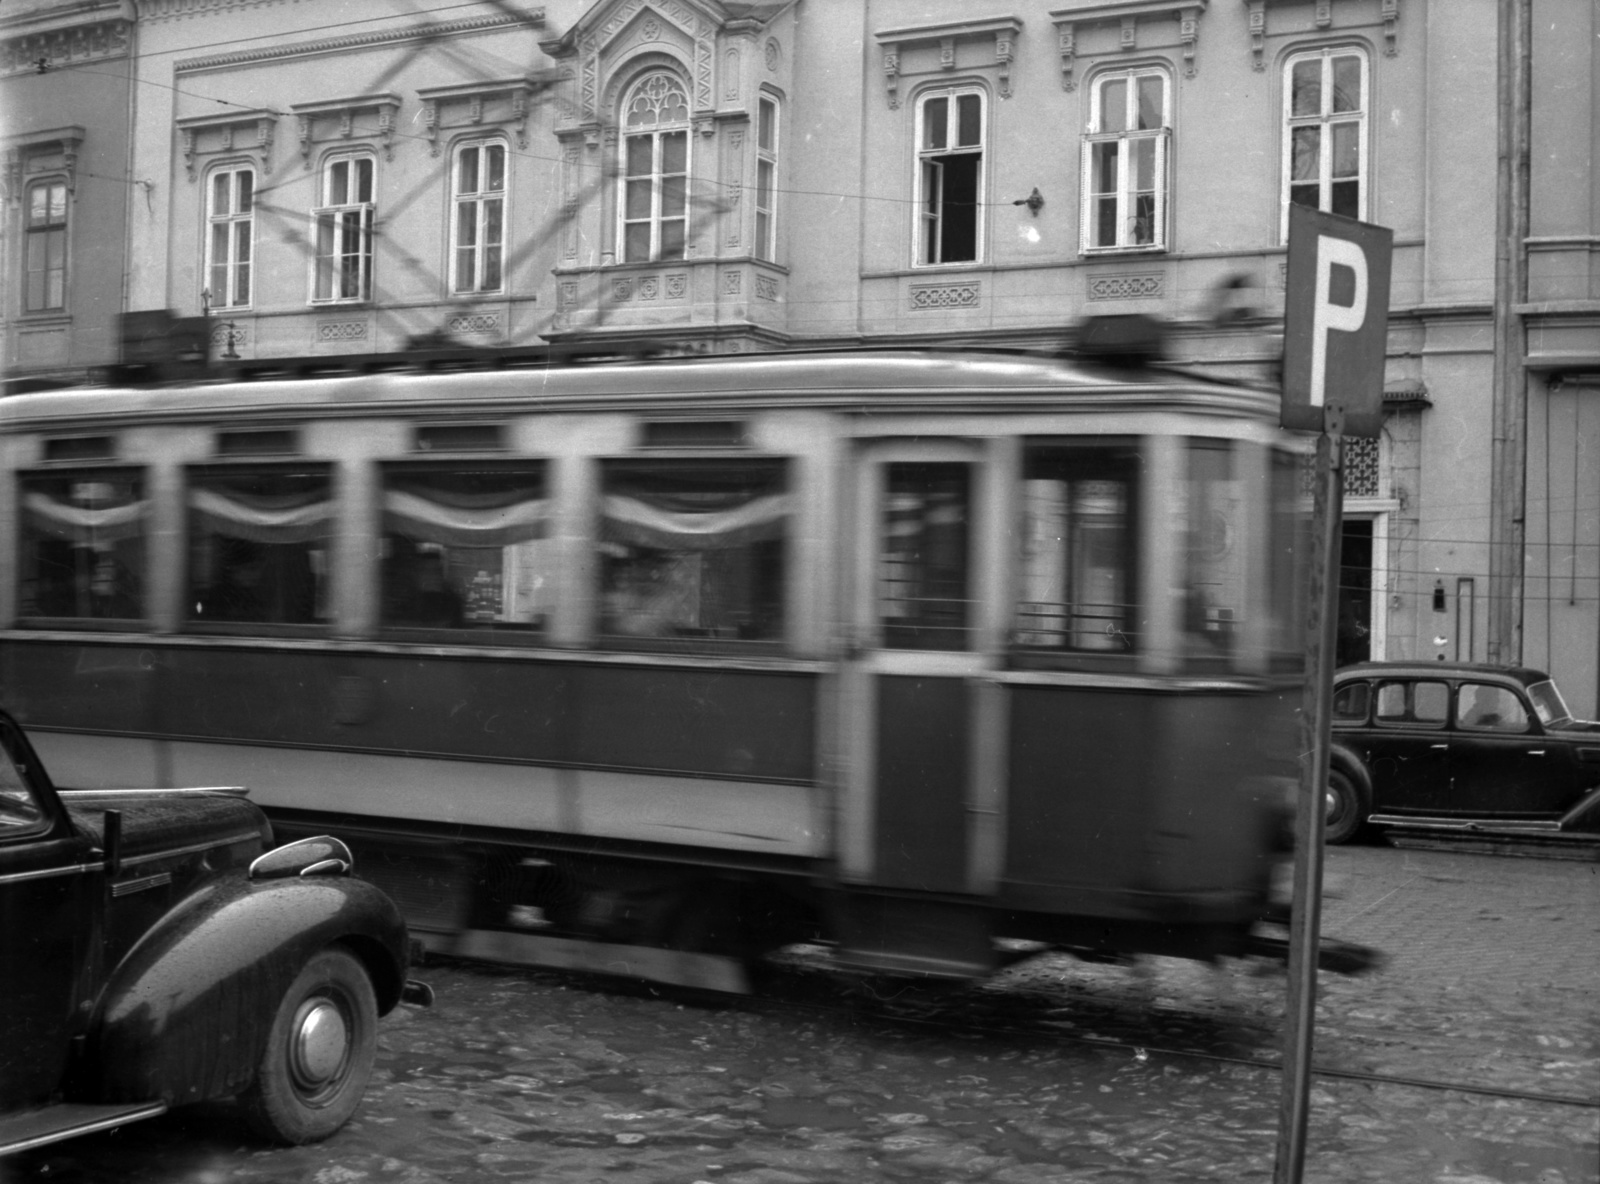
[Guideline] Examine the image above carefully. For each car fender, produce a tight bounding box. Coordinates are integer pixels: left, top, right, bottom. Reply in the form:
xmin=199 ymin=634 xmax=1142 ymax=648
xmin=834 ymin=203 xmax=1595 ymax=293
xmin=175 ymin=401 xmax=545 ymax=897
xmin=1328 ymin=743 xmax=1373 ymax=810
xmin=82 ymin=874 xmax=407 ymax=1107
xmin=1560 ymin=784 xmax=1600 ymax=832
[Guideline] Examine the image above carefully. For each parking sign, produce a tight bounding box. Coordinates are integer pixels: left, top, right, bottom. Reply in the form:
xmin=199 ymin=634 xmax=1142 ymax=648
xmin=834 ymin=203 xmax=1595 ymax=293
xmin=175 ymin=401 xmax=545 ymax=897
xmin=1281 ymin=206 xmax=1392 ymax=438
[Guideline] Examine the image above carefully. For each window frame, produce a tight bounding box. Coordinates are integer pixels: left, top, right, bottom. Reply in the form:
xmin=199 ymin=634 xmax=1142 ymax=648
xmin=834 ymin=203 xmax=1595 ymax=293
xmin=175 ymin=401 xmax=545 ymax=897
xmin=310 ymin=151 xmax=375 ymax=304
xmin=184 ymin=462 xmax=335 ymax=635
xmin=596 ymin=455 xmax=790 ymax=653
xmin=24 ymin=177 xmax=69 ymax=313
xmin=754 ymin=93 xmax=780 ymax=263
xmin=1374 ymin=679 xmax=1449 ymax=729
xmin=1080 ymin=66 xmax=1171 ymax=255
xmin=449 ymin=138 xmax=508 ymax=296
xmin=913 ymin=85 xmax=987 ymax=268
xmin=17 ymin=466 xmax=149 ymax=628
xmin=618 ymin=71 xmax=692 ymax=265
xmin=1011 ymin=438 xmax=1143 ymax=664
xmin=1281 ymin=45 xmax=1369 ymax=239
xmin=205 ymin=163 xmax=255 ymax=310
xmin=378 ymin=458 xmax=551 ymax=641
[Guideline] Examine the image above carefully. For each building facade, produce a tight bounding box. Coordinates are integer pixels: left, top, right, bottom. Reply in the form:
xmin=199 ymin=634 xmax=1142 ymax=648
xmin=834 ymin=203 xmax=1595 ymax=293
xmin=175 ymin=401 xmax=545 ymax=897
xmin=3 ymin=0 xmax=1598 ymax=713
xmin=0 ymin=0 xmax=135 ymax=391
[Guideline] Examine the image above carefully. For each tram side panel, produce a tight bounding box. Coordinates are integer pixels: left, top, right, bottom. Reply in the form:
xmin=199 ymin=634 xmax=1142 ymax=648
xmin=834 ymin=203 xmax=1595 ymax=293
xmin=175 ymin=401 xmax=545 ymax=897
xmin=1001 ymin=683 xmax=1296 ymax=958
xmin=2 ymin=637 xmax=824 ymax=927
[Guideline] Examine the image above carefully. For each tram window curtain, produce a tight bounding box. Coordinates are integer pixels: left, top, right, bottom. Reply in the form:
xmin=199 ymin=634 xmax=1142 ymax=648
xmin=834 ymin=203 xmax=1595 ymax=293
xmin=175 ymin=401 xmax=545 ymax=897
xmin=1015 ymin=441 xmax=1140 ymax=655
xmin=598 ymin=459 xmax=788 ymax=643
xmin=380 ymin=463 xmax=549 ymax=631
xmin=19 ymin=469 xmax=147 ymax=622
xmin=186 ymin=466 xmax=332 ymax=628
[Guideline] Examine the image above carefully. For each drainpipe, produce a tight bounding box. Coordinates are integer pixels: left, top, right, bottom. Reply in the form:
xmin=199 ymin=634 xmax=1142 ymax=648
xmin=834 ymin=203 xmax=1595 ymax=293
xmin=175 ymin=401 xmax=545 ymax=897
xmin=1487 ymin=0 xmax=1531 ymax=666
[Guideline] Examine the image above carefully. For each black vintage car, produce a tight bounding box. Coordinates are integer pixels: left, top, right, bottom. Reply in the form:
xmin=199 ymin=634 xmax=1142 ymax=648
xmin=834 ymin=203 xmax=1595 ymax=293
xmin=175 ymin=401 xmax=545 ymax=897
xmin=0 ymin=708 xmax=430 ymax=1154
xmin=1326 ymin=661 xmax=1600 ymax=844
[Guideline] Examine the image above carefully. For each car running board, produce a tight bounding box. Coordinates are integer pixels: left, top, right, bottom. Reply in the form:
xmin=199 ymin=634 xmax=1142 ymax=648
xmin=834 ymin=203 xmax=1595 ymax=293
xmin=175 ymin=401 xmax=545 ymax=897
xmin=0 ymin=1101 xmax=168 ymax=1156
xmin=1367 ymin=813 xmax=1564 ymax=834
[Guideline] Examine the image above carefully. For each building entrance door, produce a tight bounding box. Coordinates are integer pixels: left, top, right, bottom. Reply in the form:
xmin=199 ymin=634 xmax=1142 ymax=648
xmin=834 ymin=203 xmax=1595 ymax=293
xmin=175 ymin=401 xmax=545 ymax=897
xmin=1338 ymin=517 xmax=1374 ymax=666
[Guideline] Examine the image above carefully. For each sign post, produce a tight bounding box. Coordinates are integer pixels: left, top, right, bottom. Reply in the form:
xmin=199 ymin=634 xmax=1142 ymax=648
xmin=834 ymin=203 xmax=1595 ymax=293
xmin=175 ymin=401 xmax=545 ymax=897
xmin=1273 ymin=205 xmax=1392 ymax=1184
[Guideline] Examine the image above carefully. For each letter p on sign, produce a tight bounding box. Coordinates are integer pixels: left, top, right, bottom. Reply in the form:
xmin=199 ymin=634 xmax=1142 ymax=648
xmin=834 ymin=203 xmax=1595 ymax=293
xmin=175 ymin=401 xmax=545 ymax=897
xmin=1281 ymin=206 xmax=1392 ymax=438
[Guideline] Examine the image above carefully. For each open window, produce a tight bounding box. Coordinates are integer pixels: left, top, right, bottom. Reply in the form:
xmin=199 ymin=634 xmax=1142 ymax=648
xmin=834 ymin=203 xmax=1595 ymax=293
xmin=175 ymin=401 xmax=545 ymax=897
xmin=915 ymin=88 xmax=984 ymax=266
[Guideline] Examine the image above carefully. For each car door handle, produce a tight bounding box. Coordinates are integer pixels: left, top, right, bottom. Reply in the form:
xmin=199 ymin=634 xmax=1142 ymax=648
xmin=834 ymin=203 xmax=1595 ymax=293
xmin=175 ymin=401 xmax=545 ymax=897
xmin=1431 ymin=743 xmax=1448 ymax=750
xmin=1528 ymin=750 xmax=1545 ymax=756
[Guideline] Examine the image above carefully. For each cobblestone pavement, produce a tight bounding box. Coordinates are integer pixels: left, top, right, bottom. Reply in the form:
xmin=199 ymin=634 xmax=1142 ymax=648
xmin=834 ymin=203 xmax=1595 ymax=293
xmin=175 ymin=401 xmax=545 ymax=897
xmin=5 ymin=845 xmax=1597 ymax=1184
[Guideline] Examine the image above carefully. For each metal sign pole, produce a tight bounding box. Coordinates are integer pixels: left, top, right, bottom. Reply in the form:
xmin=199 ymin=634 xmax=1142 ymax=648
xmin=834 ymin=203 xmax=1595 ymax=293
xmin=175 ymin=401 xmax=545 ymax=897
xmin=1273 ymin=402 xmax=1345 ymax=1184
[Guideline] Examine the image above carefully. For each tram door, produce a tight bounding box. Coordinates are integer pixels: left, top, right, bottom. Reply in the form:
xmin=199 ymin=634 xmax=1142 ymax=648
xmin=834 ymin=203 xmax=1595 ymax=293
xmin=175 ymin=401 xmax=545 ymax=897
xmin=836 ymin=442 xmax=1008 ymax=976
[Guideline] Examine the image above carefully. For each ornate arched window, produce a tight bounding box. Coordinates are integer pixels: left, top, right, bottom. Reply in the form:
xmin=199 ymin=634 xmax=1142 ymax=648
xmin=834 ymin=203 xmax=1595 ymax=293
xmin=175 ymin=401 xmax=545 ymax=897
xmin=620 ymin=72 xmax=690 ymax=263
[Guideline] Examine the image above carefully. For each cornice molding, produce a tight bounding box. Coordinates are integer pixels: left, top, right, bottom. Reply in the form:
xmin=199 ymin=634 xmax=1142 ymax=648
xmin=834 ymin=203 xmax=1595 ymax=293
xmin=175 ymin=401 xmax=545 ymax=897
xmin=175 ymin=11 xmax=544 ymax=74
xmin=0 ymin=16 xmax=130 ymax=77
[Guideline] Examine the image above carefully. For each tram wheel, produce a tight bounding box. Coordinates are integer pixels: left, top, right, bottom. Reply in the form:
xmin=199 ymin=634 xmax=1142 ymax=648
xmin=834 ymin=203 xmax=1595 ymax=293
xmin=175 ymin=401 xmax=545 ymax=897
xmin=240 ymin=948 xmax=378 ymax=1145
xmin=1323 ymin=770 xmax=1365 ymax=845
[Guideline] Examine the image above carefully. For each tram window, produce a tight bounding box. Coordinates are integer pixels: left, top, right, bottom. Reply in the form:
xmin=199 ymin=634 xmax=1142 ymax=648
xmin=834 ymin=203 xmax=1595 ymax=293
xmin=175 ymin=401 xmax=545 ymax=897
xmin=1269 ymin=448 xmax=1312 ymax=670
xmin=599 ymin=458 xmax=787 ymax=644
xmin=880 ymin=463 xmax=971 ymax=650
xmin=1016 ymin=442 xmax=1139 ymax=654
xmin=380 ymin=463 xmax=550 ymax=633
xmin=186 ymin=466 xmax=331 ymax=628
xmin=19 ymin=470 xmax=147 ymax=623
xmin=1181 ymin=440 xmax=1244 ymax=664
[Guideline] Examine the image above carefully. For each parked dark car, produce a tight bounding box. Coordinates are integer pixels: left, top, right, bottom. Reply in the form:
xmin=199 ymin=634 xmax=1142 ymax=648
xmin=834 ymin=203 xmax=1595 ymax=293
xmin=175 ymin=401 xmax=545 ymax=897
xmin=0 ymin=707 xmax=430 ymax=1155
xmin=1326 ymin=662 xmax=1600 ymax=843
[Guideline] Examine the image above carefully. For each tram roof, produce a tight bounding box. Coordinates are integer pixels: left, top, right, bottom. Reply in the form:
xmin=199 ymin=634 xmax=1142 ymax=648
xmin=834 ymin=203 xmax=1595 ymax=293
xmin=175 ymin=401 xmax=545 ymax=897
xmin=0 ymin=346 xmax=1283 ymax=430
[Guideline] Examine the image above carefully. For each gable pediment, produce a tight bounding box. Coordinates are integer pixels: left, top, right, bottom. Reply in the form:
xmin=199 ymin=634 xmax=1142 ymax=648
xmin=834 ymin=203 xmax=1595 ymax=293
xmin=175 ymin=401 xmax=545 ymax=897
xmin=541 ymin=0 xmax=789 ymax=128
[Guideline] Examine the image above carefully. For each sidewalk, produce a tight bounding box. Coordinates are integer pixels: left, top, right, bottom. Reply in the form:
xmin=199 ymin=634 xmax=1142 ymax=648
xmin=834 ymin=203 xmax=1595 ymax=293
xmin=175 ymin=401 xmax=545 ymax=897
xmin=1321 ymin=845 xmax=1600 ymax=995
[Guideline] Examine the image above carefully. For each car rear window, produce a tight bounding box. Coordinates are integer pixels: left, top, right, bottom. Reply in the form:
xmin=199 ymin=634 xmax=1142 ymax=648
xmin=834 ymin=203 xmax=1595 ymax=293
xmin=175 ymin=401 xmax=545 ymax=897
xmin=1333 ymin=681 xmax=1369 ymax=723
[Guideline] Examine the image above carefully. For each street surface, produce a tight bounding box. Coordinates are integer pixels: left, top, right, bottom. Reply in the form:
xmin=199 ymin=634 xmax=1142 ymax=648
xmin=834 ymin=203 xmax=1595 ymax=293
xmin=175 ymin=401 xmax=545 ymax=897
xmin=4 ymin=845 xmax=1596 ymax=1184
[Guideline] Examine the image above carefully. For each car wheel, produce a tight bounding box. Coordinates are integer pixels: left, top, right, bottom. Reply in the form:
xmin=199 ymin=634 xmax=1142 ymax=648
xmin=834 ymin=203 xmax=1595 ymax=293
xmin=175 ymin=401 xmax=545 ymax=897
xmin=241 ymin=948 xmax=377 ymax=1145
xmin=1324 ymin=769 xmax=1365 ymax=845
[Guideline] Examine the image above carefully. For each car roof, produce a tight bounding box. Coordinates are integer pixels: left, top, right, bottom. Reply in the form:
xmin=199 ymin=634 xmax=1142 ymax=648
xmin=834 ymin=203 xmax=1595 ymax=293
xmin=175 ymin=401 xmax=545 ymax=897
xmin=1334 ymin=661 xmax=1551 ymax=687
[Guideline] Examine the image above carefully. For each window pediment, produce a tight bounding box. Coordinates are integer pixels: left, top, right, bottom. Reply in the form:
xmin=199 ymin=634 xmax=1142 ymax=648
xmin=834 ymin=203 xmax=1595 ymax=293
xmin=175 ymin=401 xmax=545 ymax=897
xmin=542 ymin=0 xmax=785 ymax=134
xmin=417 ymin=78 xmax=541 ymax=155
xmin=872 ymin=16 xmax=1022 ymax=107
xmin=290 ymin=94 xmax=402 ymax=164
xmin=1049 ymin=2 xmax=1206 ymax=89
xmin=175 ymin=110 xmax=275 ymax=182
xmin=4 ymin=126 xmax=86 ymax=200
xmin=1245 ymin=0 xmax=1401 ymax=69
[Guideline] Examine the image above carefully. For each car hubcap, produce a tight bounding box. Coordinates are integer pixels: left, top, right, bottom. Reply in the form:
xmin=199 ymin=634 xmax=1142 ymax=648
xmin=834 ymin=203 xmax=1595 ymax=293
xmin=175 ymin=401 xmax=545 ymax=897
xmin=1325 ymin=789 xmax=1340 ymax=819
xmin=290 ymin=998 xmax=349 ymax=1091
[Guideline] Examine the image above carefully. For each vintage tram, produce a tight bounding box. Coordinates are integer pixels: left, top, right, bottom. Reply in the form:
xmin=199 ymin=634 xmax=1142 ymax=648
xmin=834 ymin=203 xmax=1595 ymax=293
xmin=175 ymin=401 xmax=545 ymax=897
xmin=0 ymin=337 xmax=1313 ymax=992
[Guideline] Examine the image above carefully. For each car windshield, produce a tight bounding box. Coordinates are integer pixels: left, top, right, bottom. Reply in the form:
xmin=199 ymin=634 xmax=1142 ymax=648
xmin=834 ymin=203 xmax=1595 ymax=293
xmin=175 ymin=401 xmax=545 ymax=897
xmin=1524 ymin=679 xmax=1573 ymax=727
